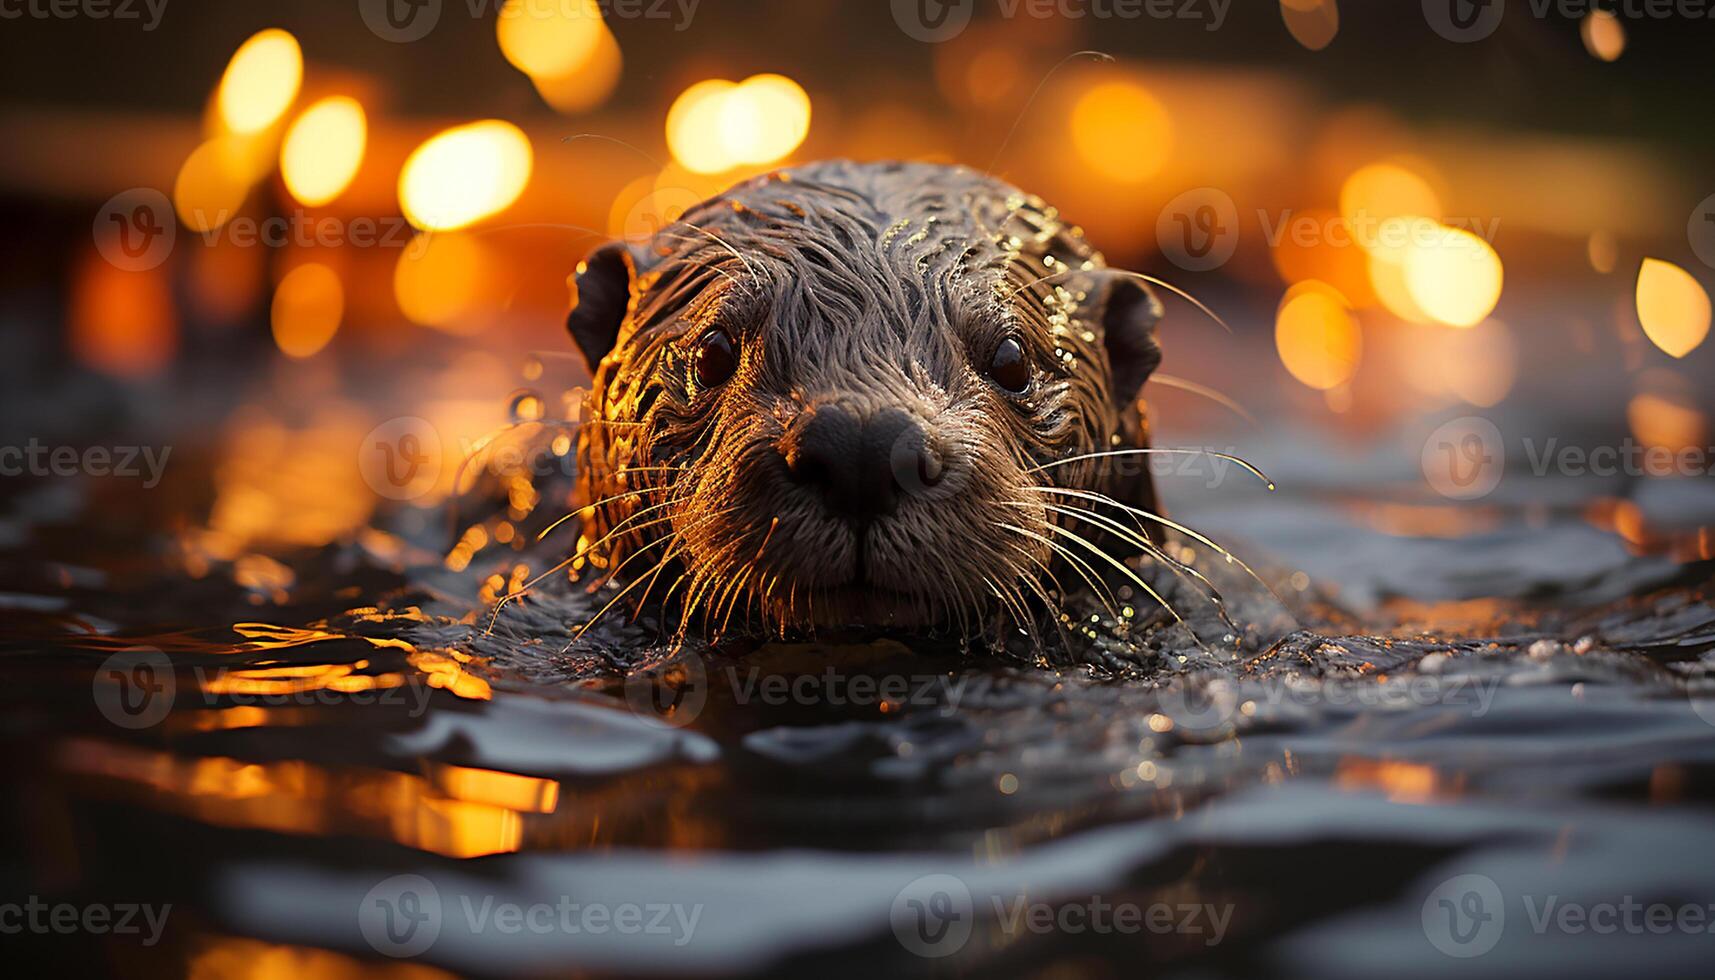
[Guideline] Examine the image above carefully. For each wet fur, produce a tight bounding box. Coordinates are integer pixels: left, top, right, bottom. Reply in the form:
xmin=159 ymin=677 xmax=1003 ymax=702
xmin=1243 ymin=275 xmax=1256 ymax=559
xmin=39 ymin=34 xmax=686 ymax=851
xmin=567 ymin=161 xmax=1163 ymax=640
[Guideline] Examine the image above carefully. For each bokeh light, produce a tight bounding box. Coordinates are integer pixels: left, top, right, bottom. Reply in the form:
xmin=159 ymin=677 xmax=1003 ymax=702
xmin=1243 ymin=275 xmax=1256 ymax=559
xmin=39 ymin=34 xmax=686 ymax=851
xmin=496 ymin=0 xmax=605 ymax=79
xmin=1403 ymin=226 xmax=1503 ymax=328
xmin=280 ymin=96 xmax=367 ymax=207
xmin=270 ymin=262 xmax=343 ymax=358
xmin=1280 ymin=0 xmax=1339 ymax=52
xmin=1634 ymin=257 xmax=1711 ymax=358
xmin=215 ymin=29 xmax=303 ymax=135
xmin=173 ymin=137 xmax=260 ymax=232
xmin=609 ymin=175 xmax=703 ymax=243
xmin=530 ymin=26 xmax=623 ymax=114
xmin=666 ymin=75 xmax=811 ymax=174
xmin=395 ymin=232 xmax=498 ymax=334
xmin=1069 ymin=80 xmax=1173 ymax=184
xmin=1587 ymin=230 xmax=1618 ymax=273
xmin=1581 ymin=10 xmax=1626 ymax=62
xmin=1400 ymin=318 xmax=1518 ymax=407
xmin=399 ymin=121 xmax=533 ymax=231
xmin=1275 ymin=283 xmax=1362 ymax=390
xmin=1367 ymin=253 xmax=1431 ymax=322
xmin=1269 ymin=207 xmax=1376 ymax=307
xmin=1629 ymin=370 xmax=1707 ymax=453
xmin=70 ymin=253 xmax=176 ymax=378
xmin=1340 ymin=162 xmax=1440 ymax=237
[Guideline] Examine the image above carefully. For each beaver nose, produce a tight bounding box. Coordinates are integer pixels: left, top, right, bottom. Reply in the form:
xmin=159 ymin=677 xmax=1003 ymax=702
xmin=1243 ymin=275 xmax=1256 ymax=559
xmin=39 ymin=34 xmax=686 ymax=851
xmin=784 ymin=406 xmax=943 ymax=522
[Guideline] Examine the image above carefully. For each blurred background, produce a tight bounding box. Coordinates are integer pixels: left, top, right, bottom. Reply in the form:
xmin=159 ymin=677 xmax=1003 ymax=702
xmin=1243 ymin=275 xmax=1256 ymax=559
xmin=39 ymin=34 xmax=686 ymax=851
xmin=2 ymin=0 xmax=1712 ymax=608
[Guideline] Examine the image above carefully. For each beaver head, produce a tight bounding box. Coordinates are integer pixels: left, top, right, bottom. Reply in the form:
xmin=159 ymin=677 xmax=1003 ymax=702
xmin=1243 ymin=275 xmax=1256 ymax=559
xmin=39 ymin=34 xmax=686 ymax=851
xmin=567 ymin=161 xmax=1162 ymax=636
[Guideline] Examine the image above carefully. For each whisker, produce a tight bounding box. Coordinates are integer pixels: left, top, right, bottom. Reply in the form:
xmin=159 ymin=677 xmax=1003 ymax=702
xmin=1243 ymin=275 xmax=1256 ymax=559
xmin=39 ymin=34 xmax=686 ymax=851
xmin=981 ymin=574 xmax=1029 ymax=640
xmin=999 ymin=522 xmax=1120 ymax=621
xmin=1027 ymin=518 xmax=1184 ymax=628
xmin=982 ymin=50 xmax=1114 ymax=178
xmin=485 ymin=504 xmax=682 ymax=632
xmin=1028 ymin=447 xmax=1275 ymax=490
xmin=536 ymin=485 xmax=668 ymax=542
xmin=560 ymin=132 xmax=667 ymax=170
xmin=627 ymin=537 xmax=688 ymax=627
xmin=1147 ymin=373 xmax=1258 ymax=428
xmin=1027 ymin=485 xmax=1278 ymax=601
xmin=567 ymin=541 xmax=683 ymax=649
xmin=1031 ymin=500 xmax=1240 ymax=637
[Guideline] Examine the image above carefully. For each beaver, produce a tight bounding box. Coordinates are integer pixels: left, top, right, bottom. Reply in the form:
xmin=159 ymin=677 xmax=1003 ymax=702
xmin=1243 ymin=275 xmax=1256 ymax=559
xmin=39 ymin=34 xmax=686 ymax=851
xmin=565 ymin=160 xmax=1170 ymax=642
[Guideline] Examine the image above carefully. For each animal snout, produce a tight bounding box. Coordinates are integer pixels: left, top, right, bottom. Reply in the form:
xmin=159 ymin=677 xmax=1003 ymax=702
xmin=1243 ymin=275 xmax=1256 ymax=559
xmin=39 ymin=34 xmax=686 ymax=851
xmin=782 ymin=405 xmax=945 ymax=523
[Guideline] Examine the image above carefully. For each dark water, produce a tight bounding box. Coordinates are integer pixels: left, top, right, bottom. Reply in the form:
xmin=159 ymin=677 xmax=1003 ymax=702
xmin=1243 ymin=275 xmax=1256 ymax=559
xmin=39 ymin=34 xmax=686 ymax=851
xmin=3 ymin=341 xmax=1715 ymax=979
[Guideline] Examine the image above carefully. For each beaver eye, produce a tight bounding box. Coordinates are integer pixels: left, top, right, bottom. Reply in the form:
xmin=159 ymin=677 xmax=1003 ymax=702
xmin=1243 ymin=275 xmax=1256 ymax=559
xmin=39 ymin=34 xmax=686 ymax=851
xmin=986 ymin=336 xmax=1031 ymax=394
xmin=693 ymin=328 xmax=737 ymax=388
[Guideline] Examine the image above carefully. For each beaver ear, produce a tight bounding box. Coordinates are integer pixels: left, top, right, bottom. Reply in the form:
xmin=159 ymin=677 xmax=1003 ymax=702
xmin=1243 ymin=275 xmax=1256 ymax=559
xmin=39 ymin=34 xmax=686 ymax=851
xmin=1096 ymin=274 xmax=1164 ymax=408
xmin=567 ymin=242 xmax=636 ymax=372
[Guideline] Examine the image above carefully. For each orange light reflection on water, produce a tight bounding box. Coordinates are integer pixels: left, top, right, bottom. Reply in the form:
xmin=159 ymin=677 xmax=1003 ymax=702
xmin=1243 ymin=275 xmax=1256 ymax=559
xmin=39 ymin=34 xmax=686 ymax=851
xmin=1334 ymin=758 xmax=1457 ymax=803
xmin=57 ymin=738 xmax=544 ymax=858
xmin=189 ymin=936 xmax=456 ymax=980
